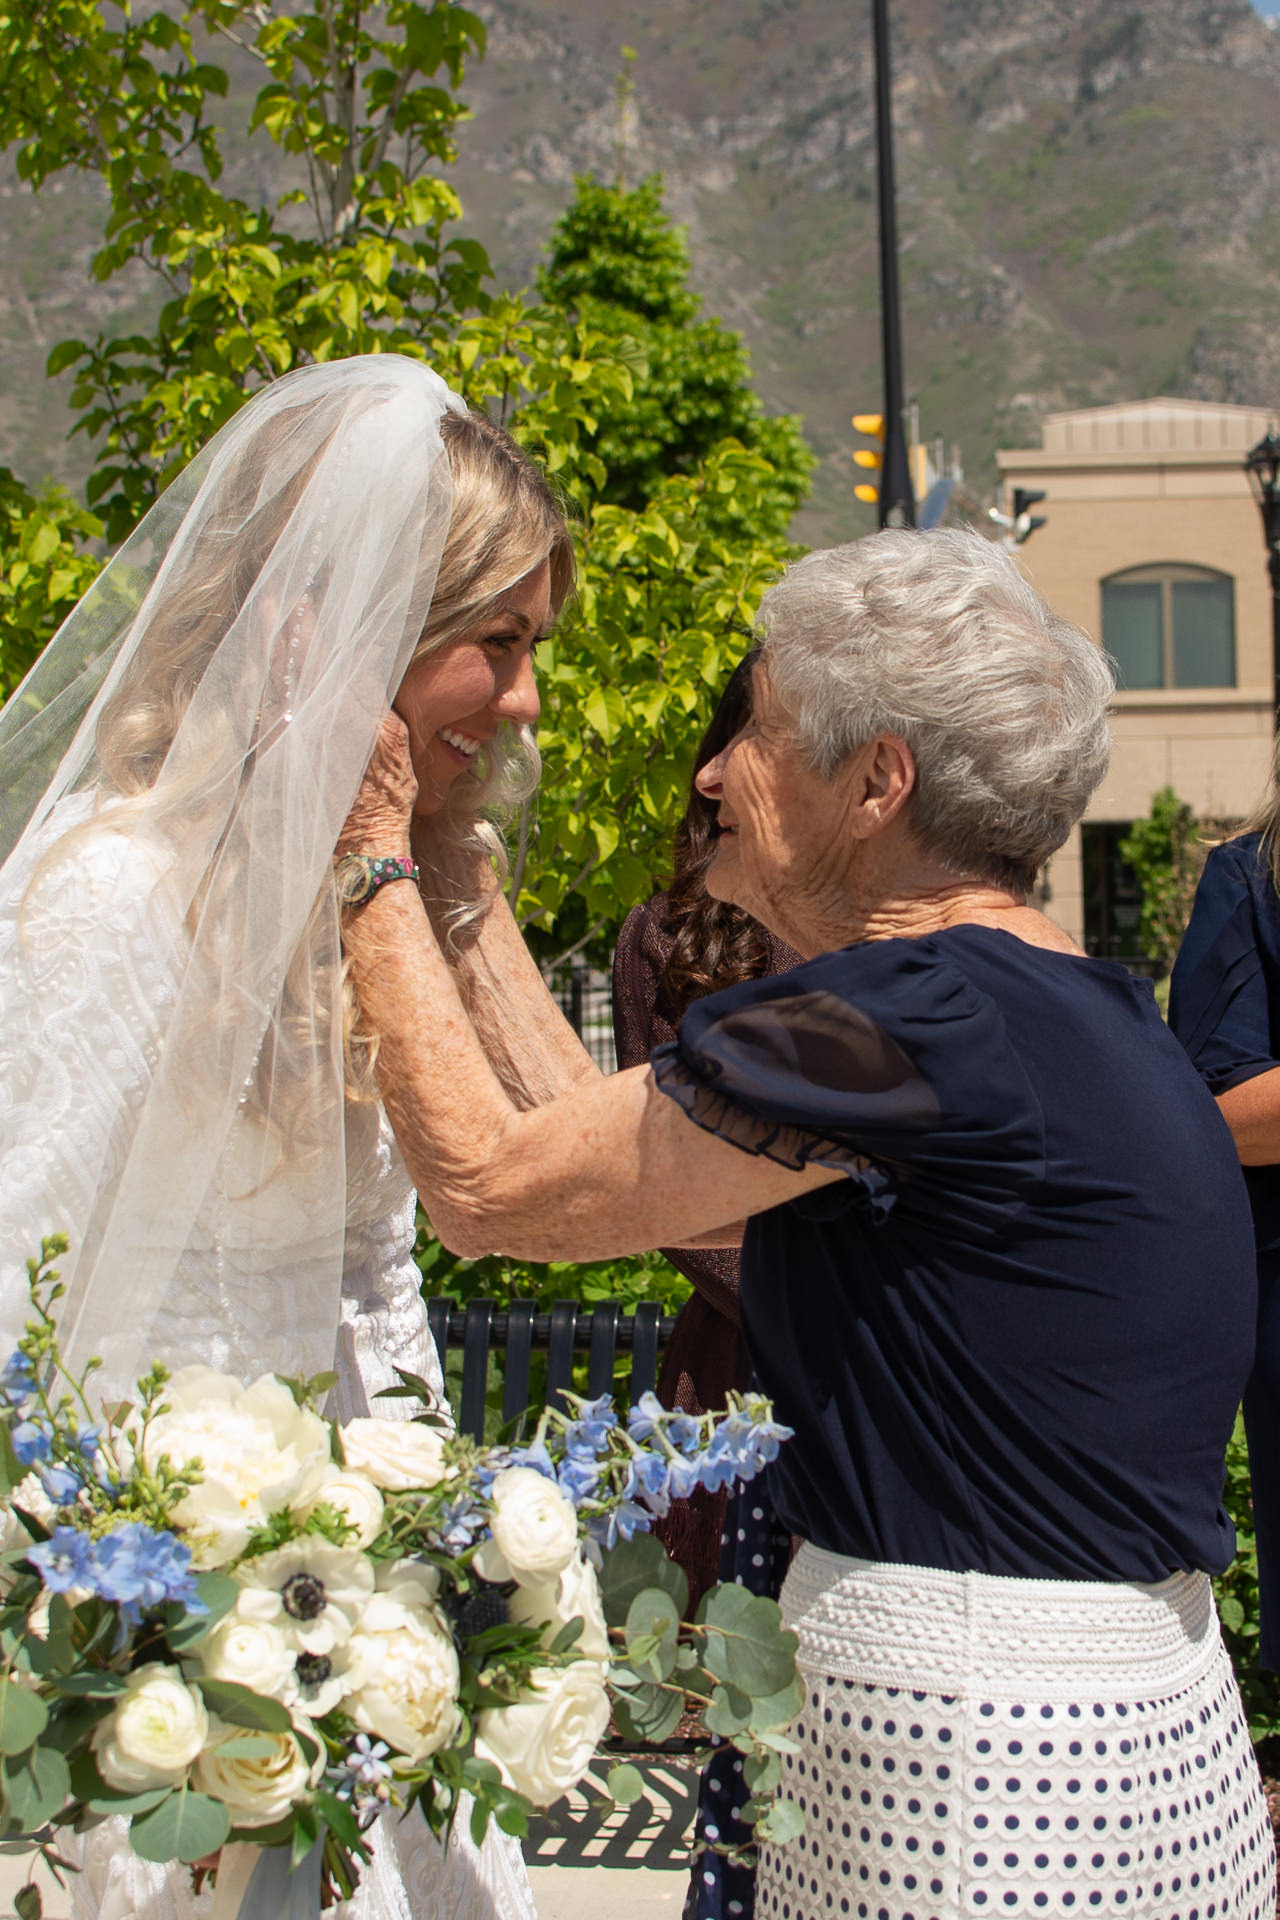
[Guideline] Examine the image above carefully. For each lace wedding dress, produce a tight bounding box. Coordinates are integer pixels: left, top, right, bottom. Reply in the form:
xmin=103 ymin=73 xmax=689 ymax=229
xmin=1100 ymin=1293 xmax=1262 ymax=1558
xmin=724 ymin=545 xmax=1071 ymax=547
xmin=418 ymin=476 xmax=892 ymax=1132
xmin=0 ymin=802 xmax=536 ymax=1920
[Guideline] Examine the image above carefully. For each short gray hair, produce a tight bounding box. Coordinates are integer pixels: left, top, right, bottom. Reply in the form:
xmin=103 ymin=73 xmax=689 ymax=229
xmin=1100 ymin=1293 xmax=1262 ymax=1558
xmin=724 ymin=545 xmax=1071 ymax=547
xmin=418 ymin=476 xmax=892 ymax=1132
xmin=758 ymin=527 xmax=1113 ymax=894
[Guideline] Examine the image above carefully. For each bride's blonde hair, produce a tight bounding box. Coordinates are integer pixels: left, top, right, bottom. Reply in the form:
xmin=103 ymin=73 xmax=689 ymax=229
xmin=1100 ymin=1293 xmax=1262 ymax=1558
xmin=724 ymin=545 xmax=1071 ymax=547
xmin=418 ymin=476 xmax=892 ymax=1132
xmin=85 ymin=402 xmax=573 ymax=1123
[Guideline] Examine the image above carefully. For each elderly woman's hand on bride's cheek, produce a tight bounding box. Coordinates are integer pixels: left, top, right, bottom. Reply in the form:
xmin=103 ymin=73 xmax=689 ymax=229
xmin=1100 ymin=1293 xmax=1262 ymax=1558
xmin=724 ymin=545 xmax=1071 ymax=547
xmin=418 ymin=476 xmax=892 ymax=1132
xmin=338 ymin=711 xmax=417 ymax=860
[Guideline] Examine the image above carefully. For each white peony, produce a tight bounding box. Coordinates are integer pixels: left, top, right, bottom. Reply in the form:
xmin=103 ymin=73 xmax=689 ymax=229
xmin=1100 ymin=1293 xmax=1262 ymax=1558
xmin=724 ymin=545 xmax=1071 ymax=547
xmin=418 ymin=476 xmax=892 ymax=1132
xmin=473 ymin=1466 xmax=579 ymax=1588
xmin=193 ymin=1713 xmax=321 ymax=1828
xmin=339 ymin=1419 xmax=454 ymax=1493
xmin=233 ymin=1540 xmax=374 ymax=1659
xmin=92 ymin=1662 xmax=209 ymax=1792
xmin=508 ymin=1549 xmax=610 ymax=1663
xmin=344 ymin=1561 xmax=461 ymax=1762
xmin=295 ymin=1464 xmax=385 ymax=1548
xmin=141 ymin=1367 xmax=331 ymax=1566
xmin=475 ymin=1660 xmax=611 ymax=1808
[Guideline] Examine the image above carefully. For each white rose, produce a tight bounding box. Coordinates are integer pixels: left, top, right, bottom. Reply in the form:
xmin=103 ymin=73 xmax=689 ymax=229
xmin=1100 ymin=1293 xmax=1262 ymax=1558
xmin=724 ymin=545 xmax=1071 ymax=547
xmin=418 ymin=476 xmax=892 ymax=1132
xmin=11 ymin=1475 xmax=55 ymax=1530
xmin=92 ymin=1662 xmax=209 ymax=1792
xmin=295 ymin=1465 xmax=385 ymax=1548
xmin=509 ymin=1550 xmax=610 ymax=1663
xmin=198 ymin=1611 xmax=296 ymax=1701
xmin=193 ymin=1714 xmax=321 ymax=1828
xmin=344 ymin=1561 xmax=461 ymax=1762
xmin=473 ymin=1467 xmax=579 ymax=1588
xmin=339 ymin=1419 xmax=453 ymax=1493
xmin=142 ymin=1368 xmax=331 ymax=1567
xmin=475 ymin=1660 xmax=611 ymax=1808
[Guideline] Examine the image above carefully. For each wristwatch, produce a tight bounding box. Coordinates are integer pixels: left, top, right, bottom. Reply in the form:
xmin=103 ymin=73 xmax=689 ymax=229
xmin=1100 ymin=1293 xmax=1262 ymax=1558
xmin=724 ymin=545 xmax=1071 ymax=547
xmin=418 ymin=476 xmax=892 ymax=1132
xmin=333 ymin=853 xmax=420 ymax=906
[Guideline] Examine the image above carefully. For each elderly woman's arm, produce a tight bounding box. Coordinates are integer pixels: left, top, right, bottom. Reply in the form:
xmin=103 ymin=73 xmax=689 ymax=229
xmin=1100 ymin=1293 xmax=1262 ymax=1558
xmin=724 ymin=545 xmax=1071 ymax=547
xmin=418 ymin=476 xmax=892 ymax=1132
xmin=342 ymin=878 xmax=841 ymax=1261
xmin=416 ymin=835 xmax=601 ymax=1110
xmin=1215 ymin=1073 xmax=1280 ymax=1165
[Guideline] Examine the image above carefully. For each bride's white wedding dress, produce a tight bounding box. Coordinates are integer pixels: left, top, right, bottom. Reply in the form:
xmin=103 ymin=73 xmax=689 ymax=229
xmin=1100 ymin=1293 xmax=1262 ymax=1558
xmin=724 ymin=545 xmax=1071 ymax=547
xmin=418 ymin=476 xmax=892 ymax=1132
xmin=0 ymin=804 xmax=536 ymax=1920
xmin=67 ymin=1122 xmax=538 ymax=1920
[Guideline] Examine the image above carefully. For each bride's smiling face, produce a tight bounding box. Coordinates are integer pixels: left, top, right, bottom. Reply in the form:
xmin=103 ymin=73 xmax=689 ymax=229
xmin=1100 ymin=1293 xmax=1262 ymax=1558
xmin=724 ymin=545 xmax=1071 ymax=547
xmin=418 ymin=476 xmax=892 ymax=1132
xmin=394 ymin=558 xmax=551 ymax=817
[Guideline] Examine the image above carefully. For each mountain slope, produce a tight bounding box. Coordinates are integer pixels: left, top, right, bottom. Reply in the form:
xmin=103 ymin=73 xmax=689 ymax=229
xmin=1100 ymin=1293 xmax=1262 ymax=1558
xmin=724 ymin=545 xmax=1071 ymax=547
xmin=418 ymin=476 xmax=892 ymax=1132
xmin=3 ymin=0 xmax=1280 ymax=546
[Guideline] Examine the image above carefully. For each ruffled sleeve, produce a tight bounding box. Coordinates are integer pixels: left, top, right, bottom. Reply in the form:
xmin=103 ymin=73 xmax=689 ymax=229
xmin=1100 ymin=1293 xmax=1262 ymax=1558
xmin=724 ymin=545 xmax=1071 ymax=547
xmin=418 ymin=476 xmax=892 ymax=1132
xmin=651 ymin=940 xmax=1046 ymax=1225
xmin=1168 ymin=839 xmax=1280 ymax=1093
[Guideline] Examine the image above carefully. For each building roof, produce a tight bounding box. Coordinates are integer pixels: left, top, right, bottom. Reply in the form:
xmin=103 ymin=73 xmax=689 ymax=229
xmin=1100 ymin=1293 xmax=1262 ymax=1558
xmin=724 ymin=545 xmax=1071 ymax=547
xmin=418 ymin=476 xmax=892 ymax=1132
xmin=998 ymin=398 xmax=1277 ymax=471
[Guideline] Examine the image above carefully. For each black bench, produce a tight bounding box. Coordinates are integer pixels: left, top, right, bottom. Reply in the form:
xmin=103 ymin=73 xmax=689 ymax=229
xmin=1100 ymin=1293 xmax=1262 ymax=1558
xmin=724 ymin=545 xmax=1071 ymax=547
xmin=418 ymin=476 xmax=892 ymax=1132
xmin=426 ymin=1297 xmax=678 ymax=1443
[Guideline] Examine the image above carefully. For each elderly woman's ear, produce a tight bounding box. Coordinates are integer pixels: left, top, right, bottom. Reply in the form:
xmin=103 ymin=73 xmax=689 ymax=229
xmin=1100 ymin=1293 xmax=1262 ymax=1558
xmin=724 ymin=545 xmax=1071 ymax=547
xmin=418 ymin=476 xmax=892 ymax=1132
xmin=844 ymin=734 xmax=917 ymax=842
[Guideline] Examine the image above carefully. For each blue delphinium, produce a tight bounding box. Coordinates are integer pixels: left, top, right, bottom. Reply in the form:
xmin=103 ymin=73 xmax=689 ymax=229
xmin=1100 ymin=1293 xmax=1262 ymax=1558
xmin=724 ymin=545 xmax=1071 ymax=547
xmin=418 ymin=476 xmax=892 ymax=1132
xmin=27 ymin=1527 xmax=96 ymax=1592
xmin=28 ymin=1521 xmax=203 ymax=1629
xmin=10 ymin=1416 xmax=52 ymax=1467
xmin=0 ymin=1353 xmax=35 ymax=1410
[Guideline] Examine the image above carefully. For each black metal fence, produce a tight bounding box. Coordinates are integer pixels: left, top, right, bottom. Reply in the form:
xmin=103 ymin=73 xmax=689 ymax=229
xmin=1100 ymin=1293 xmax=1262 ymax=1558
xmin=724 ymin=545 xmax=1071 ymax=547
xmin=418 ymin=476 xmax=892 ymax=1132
xmin=550 ymin=963 xmax=617 ymax=1074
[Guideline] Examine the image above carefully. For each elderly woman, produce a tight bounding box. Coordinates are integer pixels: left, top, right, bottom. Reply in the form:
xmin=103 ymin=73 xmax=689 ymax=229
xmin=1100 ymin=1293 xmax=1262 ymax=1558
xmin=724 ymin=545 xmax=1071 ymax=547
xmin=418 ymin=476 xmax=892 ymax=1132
xmin=342 ymin=528 xmax=1275 ymax=1920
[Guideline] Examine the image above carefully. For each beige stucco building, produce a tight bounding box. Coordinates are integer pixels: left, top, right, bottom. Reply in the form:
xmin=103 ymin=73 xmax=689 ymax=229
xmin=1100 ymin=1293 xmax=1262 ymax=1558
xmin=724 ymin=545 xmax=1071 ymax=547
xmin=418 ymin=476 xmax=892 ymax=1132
xmin=998 ymin=399 xmax=1277 ymax=962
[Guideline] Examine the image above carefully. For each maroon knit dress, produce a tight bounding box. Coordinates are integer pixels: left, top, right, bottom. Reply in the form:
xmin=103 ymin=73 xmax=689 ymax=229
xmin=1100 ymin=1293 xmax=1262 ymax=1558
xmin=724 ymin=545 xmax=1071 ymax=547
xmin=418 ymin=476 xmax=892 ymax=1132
xmin=611 ymin=894 xmax=800 ymax=1611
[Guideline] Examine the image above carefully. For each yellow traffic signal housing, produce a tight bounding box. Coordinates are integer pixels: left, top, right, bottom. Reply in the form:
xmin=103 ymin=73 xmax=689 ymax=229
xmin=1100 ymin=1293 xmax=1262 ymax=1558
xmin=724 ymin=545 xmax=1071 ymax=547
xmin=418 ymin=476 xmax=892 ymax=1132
xmin=852 ymin=414 xmax=886 ymax=506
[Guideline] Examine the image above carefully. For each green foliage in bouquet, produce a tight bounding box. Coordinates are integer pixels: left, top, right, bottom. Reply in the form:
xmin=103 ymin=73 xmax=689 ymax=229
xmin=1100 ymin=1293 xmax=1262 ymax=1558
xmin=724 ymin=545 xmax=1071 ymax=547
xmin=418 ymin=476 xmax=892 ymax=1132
xmin=0 ymin=1239 xmax=803 ymax=1908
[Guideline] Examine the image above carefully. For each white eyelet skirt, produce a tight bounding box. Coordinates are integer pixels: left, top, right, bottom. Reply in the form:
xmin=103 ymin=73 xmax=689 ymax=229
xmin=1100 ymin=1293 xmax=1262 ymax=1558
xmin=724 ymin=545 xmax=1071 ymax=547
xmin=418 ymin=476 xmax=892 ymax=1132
xmin=755 ymin=1546 xmax=1276 ymax=1920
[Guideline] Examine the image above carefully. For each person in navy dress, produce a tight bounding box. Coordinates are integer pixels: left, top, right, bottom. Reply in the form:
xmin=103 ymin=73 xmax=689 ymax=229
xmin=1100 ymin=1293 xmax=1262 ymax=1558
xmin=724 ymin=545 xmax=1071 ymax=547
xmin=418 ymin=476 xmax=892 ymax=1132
xmin=1170 ymin=782 xmax=1280 ymax=1677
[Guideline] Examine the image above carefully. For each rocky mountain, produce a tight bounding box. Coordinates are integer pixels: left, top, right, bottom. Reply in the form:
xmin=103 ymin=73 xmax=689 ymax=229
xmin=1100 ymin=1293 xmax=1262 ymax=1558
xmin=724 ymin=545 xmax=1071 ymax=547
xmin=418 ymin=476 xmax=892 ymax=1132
xmin=4 ymin=0 xmax=1280 ymax=545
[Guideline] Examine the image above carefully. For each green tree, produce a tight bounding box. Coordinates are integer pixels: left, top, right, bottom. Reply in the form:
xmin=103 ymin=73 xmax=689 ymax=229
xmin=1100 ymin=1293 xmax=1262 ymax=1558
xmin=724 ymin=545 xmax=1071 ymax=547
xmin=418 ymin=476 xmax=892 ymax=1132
xmin=0 ymin=0 xmax=492 ymax=541
xmin=1118 ymin=786 xmax=1202 ymax=973
xmin=0 ymin=474 xmax=103 ymax=701
xmin=537 ymin=174 xmax=812 ymax=535
xmin=0 ymin=7 xmax=810 ymax=972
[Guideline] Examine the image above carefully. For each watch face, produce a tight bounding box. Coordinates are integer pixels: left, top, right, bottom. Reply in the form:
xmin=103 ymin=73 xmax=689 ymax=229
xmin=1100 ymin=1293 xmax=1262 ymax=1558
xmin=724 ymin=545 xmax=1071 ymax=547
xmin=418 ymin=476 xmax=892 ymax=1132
xmin=335 ymin=855 xmax=374 ymax=903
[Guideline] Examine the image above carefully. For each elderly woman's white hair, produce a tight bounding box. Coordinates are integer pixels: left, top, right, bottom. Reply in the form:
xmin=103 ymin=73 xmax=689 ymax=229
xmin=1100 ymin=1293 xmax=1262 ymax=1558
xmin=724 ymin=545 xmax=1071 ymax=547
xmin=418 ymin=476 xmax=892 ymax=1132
xmin=759 ymin=527 xmax=1114 ymax=894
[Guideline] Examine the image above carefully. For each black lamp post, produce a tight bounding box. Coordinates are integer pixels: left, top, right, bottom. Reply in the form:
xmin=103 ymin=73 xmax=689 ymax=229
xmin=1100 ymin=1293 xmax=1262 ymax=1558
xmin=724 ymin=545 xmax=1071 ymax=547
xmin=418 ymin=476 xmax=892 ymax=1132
xmin=870 ymin=0 xmax=915 ymax=529
xmin=1244 ymin=429 xmax=1280 ymax=729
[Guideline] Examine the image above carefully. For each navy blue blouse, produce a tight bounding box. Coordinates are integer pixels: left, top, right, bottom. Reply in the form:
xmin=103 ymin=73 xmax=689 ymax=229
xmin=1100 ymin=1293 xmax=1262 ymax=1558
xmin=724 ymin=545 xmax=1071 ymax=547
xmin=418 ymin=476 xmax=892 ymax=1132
xmin=653 ymin=925 xmax=1256 ymax=1582
xmin=1169 ymin=834 xmax=1280 ymax=1273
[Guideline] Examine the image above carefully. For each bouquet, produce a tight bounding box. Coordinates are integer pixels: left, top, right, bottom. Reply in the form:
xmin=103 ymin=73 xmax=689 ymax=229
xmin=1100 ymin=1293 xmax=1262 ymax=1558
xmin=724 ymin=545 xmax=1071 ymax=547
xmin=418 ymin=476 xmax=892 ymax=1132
xmin=0 ymin=1239 xmax=804 ymax=1914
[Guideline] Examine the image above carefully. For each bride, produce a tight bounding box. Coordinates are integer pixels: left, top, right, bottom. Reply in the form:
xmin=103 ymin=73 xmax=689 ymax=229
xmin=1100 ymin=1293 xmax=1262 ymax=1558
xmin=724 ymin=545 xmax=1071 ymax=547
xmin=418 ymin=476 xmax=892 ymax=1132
xmin=0 ymin=354 xmax=583 ymax=1918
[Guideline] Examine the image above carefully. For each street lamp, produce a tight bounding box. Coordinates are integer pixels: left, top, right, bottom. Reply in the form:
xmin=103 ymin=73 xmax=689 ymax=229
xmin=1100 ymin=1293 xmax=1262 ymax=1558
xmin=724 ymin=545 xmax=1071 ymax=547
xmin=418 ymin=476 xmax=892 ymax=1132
xmin=1244 ymin=429 xmax=1280 ymax=728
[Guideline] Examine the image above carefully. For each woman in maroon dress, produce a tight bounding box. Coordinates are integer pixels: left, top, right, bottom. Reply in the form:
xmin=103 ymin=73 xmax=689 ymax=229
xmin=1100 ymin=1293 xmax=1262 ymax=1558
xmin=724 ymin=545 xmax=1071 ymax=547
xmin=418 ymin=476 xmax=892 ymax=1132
xmin=611 ymin=651 xmax=799 ymax=1608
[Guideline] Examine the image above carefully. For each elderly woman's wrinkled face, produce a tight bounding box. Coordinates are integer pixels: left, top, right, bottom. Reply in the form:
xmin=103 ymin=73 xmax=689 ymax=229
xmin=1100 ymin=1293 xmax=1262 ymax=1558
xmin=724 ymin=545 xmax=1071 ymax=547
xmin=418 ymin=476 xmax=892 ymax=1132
xmin=695 ymin=664 xmax=855 ymax=937
xmin=394 ymin=559 xmax=549 ymax=817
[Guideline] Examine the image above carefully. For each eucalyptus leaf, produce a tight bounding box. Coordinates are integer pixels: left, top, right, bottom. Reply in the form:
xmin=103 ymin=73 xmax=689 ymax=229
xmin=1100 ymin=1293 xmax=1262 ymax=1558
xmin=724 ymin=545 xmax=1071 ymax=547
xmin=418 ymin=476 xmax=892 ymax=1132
xmin=164 ymin=1571 xmax=238 ymax=1651
xmin=14 ymin=1883 xmax=41 ymax=1920
xmin=51 ymin=1672 xmax=127 ymax=1698
xmin=743 ymin=1748 xmax=782 ymax=1795
xmin=754 ymin=1793 xmax=808 ymax=1845
xmin=624 ymin=1589 xmax=680 ymax=1682
xmin=0 ymin=1684 xmax=47 ymax=1757
xmin=609 ymin=1679 xmax=683 ymax=1744
xmin=606 ymin=1762 xmax=645 ymax=1806
xmin=703 ymin=1593 xmax=798 ymax=1698
xmin=3 ymin=1744 xmax=71 ymax=1834
xmin=748 ymin=1674 xmax=805 ymax=1737
xmin=194 ymin=1679 xmax=292 ymax=1732
xmin=130 ymin=1788 xmax=230 ymax=1865
xmin=599 ymin=1534 xmax=687 ymax=1629
xmin=703 ymin=1683 xmax=752 ymax=1740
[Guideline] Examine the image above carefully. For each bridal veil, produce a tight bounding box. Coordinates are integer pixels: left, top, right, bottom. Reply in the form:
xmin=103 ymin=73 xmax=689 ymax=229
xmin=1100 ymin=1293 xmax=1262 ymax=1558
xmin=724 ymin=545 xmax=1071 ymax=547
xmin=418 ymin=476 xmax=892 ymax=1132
xmin=0 ymin=355 xmax=465 ymax=1397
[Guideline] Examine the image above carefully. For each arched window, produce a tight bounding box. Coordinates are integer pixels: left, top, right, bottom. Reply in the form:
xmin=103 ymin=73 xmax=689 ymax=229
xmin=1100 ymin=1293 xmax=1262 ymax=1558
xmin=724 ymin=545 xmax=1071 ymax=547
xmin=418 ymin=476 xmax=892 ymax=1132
xmin=1101 ymin=564 xmax=1235 ymax=690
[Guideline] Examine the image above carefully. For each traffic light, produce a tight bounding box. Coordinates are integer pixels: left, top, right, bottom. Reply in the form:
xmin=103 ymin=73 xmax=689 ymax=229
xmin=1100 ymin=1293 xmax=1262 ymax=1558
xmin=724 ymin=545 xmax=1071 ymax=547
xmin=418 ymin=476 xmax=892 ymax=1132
xmin=1013 ymin=488 xmax=1047 ymax=542
xmin=852 ymin=414 xmax=884 ymax=505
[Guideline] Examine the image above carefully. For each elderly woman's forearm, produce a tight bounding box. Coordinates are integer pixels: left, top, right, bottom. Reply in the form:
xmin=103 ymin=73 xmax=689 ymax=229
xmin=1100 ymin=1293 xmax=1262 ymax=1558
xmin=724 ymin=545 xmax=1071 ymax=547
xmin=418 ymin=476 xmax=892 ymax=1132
xmin=343 ymin=885 xmax=841 ymax=1260
xmin=1216 ymin=1069 xmax=1280 ymax=1164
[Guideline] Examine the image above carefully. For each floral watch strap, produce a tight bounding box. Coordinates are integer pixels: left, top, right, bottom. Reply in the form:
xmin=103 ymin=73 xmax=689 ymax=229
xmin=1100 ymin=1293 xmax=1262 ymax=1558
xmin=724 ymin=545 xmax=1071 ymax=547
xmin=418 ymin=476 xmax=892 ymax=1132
xmin=334 ymin=853 xmax=420 ymax=905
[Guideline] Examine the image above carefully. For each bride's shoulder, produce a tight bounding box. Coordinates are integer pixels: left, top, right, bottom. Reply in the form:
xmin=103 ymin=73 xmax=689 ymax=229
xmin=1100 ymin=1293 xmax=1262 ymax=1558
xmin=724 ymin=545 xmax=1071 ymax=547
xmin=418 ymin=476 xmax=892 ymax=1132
xmin=10 ymin=793 xmax=183 ymax=952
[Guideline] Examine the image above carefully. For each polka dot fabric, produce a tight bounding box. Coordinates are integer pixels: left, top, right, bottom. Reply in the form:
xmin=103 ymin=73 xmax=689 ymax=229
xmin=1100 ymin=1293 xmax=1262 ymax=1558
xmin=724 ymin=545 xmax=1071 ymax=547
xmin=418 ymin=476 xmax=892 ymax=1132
xmin=755 ymin=1551 xmax=1276 ymax=1920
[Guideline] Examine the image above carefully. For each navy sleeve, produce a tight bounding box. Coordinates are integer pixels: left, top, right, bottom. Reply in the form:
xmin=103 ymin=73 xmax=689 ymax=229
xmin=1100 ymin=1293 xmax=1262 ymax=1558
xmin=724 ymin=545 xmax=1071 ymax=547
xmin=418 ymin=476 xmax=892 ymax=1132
xmin=650 ymin=940 xmax=1046 ymax=1219
xmin=1169 ymin=841 xmax=1279 ymax=1094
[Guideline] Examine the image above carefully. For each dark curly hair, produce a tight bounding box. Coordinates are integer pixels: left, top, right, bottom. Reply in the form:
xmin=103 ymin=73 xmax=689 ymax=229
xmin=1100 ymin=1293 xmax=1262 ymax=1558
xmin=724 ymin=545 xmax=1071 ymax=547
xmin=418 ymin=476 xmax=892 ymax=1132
xmin=657 ymin=647 xmax=776 ymax=1024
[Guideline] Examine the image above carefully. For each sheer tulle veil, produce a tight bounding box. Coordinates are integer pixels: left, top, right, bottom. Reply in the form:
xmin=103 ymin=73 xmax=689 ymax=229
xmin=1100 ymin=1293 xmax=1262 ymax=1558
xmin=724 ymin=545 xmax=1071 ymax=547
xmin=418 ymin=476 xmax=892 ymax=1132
xmin=0 ymin=355 xmax=467 ymax=1396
